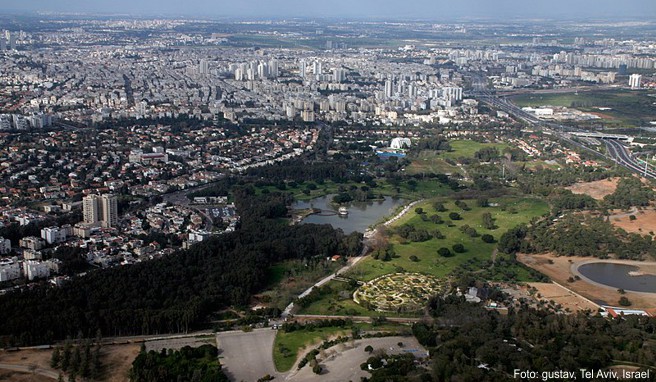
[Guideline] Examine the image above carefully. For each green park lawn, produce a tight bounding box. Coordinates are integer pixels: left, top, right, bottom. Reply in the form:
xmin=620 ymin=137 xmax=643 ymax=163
xmin=294 ymin=196 xmax=550 ymax=318
xmin=439 ymin=140 xmax=509 ymax=161
xmin=345 ymin=197 xmax=549 ymax=282
xmin=273 ymin=322 xmax=407 ymax=372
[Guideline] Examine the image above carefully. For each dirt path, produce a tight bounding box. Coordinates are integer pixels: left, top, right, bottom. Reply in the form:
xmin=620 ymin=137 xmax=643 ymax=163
xmin=0 ymin=363 xmax=59 ymax=380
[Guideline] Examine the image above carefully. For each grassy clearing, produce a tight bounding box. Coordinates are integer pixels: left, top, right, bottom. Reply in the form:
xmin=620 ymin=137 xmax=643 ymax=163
xmin=406 ymin=150 xmax=460 ymax=175
xmin=510 ymin=90 xmax=656 ymax=126
xmin=345 ymin=197 xmax=549 ymax=282
xmin=274 ymin=326 xmax=350 ymax=372
xmin=440 ymin=140 xmax=510 ymax=161
xmin=273 ymin=322 xmax=408 ymax=372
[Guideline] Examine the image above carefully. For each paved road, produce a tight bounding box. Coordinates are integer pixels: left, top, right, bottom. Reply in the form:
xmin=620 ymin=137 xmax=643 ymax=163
xmin=284 ymin=336 xmax=427 ymax=382
xmin=282 ymin=200 xmax=423 ymax=319
xmin=0 ymin=363 xmax=59 ymax=380
xmin=469 ymin=72 xmax=656 ymax=180
xmin=293 ymin=314 xmax=422 ymax=323
xmin=605 ymin=139 xmax=656 ymax=178
xmin=216 ymin=328 xmax=280 ymax=382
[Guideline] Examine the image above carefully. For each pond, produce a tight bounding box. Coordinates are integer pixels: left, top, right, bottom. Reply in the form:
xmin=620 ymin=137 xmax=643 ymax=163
xmin=577 ymin=262 xmax=656 ymax=293
xmin=293 ymin=194 xmax=405 ymax=235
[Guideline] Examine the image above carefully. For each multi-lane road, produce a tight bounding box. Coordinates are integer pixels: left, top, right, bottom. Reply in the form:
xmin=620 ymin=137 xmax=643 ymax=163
xmin=605 ymin=139 xmax=656 ymax=178
xmin=468 ymin=74 xmax=656 ymax=180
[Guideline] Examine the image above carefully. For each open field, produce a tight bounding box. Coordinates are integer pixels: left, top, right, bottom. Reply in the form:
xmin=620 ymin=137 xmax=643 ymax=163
xmin=0 ymin=349 xmax=58 ymax=381
xmin=273 ymin=326 xmax=351 ymax=372
xmin=0 ymin=344 xmax=141 ymax=382
xmin=0 ymin=370 xmax=53 ymax=382
xmin=102 ymin=344 xmax=141 ymax=382
xmin=518 ymin=253 xmax=656 ymax=309
xmin=406 ymin=150 xmax=459 ymax=175
xmin=439 ymin=140 xmax=509 ymax=161
xmin=345 ymin=197 xmax=549 ymax=282
xmin=528 ymin=282 xmax=599 ymax=313
xmin=610 ymin=207 xmax=656 ymax=236
xmin=566 ymin=177 xmax=620 ymax=200
xmin=510 ymin=90 xmax=656 ymax=126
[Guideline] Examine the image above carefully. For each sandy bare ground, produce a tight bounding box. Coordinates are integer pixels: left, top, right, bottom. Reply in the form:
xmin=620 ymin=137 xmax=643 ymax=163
xmin=566 ymin=178 xmax=620 ymax=200
xmin=610 ymin=208 xmax=656 ymax=235
xmin=527 ymin=282 xmax=599 ymax=312
xmin=0 ymin=370 xmax=54 ymax=382
xmin=0 ymin=343 xmax=141 ymax=382
xmin=518 ymin=253 xmax=656 ymax=309
xmin=102 ymin=344 xmax=141 ymax=382
xmin=0 ymin=350 xmax=58 ymax=381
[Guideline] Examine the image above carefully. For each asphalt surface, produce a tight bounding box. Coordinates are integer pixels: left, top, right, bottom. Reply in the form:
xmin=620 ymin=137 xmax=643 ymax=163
xmin=605 ymin=139 xmax=656 ymax=178
xmin=216 ymin=328 xmax=280 ymax=382
xmin=469 ymin=73 xmax=656 ymax=180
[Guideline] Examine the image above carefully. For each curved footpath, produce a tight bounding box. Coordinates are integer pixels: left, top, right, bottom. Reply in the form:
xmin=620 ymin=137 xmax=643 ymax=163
xmin=282 ymin=199 xmax=425 ymax=319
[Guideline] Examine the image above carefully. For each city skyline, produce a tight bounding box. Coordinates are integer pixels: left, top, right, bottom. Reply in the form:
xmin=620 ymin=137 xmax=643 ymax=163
xmin=2 ymin=0 xmax=655 ymax=20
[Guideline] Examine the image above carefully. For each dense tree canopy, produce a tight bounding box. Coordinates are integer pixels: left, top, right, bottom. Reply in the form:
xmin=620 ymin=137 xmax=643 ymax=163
xmin=413 ymin=297 xmax=656 ymax=381
xmin=0 ymin=191 xmax=361 ymax=346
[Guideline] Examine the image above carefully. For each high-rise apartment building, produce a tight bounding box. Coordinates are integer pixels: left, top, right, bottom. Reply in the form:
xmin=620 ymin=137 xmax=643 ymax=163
xmin=100 ymin=194 xmax=118 ymax=228
xmin=83 ymin=194 xmax=100 ymax=224
xmin=629 ymin=74 xmax=642 ymax=89
xmin=83 ymin=194 xmax=118 ymax=228
xmin=8 ymin=32 xmax=15 ymax=50
xmin=199 ymin=59 xmax=209 ymax=75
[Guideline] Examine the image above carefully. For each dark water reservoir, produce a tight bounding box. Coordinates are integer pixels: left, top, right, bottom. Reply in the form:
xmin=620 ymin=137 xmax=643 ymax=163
xmin=577 ymin=262 xmax=656 ymax=293
xmin=293 ymin=195 xmax=405 ymax=235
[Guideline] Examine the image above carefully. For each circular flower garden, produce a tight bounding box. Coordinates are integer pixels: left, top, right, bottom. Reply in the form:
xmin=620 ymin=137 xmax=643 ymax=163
xmin=353 ymin=273 xmax=446 ymax=312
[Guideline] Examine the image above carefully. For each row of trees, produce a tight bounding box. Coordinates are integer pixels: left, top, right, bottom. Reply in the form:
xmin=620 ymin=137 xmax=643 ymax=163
xmin=129 ymin=344 xmax=227 ymax=382
xmin=51 ymin=335 xmax=103 ymax=381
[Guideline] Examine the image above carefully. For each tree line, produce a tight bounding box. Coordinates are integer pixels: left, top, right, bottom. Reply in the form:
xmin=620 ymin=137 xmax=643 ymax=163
xmin=0 ymin=191 xmax=362 ymax=346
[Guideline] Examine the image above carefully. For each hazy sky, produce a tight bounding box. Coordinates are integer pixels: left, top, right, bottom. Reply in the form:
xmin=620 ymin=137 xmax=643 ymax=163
xmin=2 ymin=0 xmax=655 ymax=20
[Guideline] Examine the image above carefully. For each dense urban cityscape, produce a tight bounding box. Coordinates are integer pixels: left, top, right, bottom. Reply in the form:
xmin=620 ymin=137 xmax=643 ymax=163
xmin=1 ymin=3 xmax=656 ymax=382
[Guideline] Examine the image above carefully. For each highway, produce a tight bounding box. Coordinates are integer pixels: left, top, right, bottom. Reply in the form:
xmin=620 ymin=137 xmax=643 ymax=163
xmin=468 ymin=73 xmax=656 ymax=180
xmin=605 ymin=139 xmax=656 ymax=178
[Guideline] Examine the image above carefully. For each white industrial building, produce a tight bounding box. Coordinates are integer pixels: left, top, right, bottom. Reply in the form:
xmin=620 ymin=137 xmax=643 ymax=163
xmin=390 ymin=137 xmax=412 ymax=149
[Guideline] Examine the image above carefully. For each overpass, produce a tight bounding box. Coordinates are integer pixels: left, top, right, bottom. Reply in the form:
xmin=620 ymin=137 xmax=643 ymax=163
xmin=570 ymin=132 xmax=633 ymax=142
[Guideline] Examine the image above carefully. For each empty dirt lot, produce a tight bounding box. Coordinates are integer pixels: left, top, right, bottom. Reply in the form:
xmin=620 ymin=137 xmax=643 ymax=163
xmin=566 ymin=177 xmax=619 ymax=200
xmin=216 ymin=328 xmax=280 ymax=382
xmin=610 ymin=208 xmax=656 ymax=236
xmin=527 ymin=282 xmax=599 ymax=312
